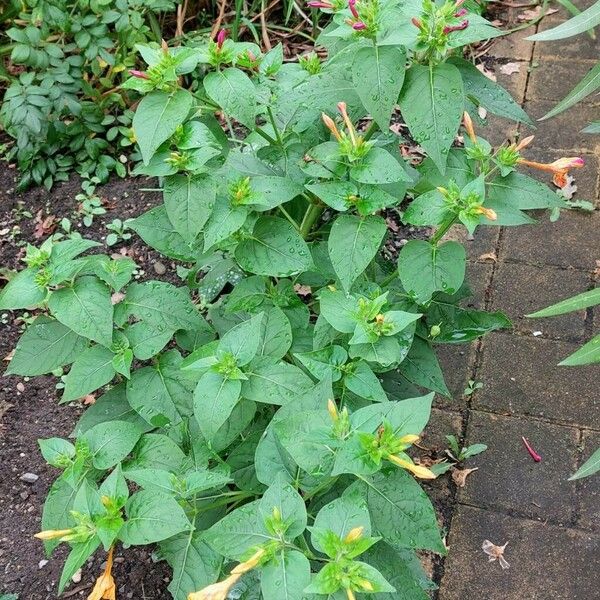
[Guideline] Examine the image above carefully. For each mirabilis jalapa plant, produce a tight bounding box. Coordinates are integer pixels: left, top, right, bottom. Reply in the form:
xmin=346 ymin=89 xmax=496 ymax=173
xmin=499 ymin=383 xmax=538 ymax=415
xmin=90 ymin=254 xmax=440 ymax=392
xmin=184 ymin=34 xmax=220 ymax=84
xmin=0 ymin=0 xmax=586 ymax=598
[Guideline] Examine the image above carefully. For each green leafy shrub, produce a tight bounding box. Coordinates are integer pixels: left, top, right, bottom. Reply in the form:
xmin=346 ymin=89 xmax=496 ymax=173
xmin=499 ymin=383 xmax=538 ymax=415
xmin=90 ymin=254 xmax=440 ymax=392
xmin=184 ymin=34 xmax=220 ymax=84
xmin=0 ymin=0 xmax=576 ymax=597
xmin=0 ymin=0 xmax=178 ymax=190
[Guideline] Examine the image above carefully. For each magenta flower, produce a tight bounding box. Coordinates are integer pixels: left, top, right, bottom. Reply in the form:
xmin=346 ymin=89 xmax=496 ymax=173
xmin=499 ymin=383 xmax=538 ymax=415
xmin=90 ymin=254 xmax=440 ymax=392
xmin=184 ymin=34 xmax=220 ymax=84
xmin=348 ymin=0 xmax=360 ymax=18
xmin=216 ymin=28 xmax=227 ymax=49
xmin=129 ymin=70 xmax=149 ymax=80
xmin=307 ymin=0 xmax=334 ymax=7
xmin=352 ymin=21 xmax=367 ymax=29
xmin=443 ymin=19 xmax=469 ymax=34
xmin=454 ymin=8 xmax=467 ymax=17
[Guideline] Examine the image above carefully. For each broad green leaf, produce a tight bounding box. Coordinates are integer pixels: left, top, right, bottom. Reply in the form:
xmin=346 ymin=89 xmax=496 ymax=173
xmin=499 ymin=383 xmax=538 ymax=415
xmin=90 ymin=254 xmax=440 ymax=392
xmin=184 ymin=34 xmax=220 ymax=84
xmin=164 ymin=174 xmax=216 ymax=242
xmin=120 ymin=491 xmax=191 ymax=545
xmin=125 ymin=322 xmax=172 ymax=360
xmin=133 ymin=89 xmax=193 ymax=164
xmin=259 ymin=475 xmax=307 ymax=538
xmin=38 ymin=438 xmax=75 ymax=467
xmin=488 ymin=173 xmax=566 ymax=211
xmin=399 ymin=63 xmax=464 ymax=173
xmin=350 ymin=147 xmax=411 ymax=184
xmin=295 ymin=345 xmax=348 ymax=382
xmin=41 ymin=476 xmax=81 ymax=554
xmin=81 ymin=420 xmax=142 ymax=469
xmin=127 ymin=350 xmax=197 ymax=427
xmin=426 ymin=304 xmax=511 ymax=343
xmin=319 ymin=288 xmax=357 ymax=333
xmin=193 ymin=371 xmax=242 ymax=441
xmin=328 ymin=214 xmax=387 ymax=292
xmin=344 ymin=360 xmax=388 ymax=402
xmin=569 ymin=446 xmax=600 ymax=480
xmin=360 ymin=470 xmax=446 ymax=553
xmin=204 ymin=68 xmax=257 ymax=128
xmin=49 ymin=239 xmax=101 ymax=264
xmin=449 ymin=57 xmax=533 ymax=126
xmin=306 ymin=181 xmax=355 ymax=211
xmin=218 ymin=312 xmax=264 ymax=366
xmin=559 ymin=334 xmax=600 ymax=366
xmin=258 ymin=306 xmax=293 ymax=360
xmin=528 ymin=1 xmax=600 ymax=40
xmin=235 ymin=217 xmax=313 ymax=277
xmin=352 ymin=45 xmax=406 ymax=131
xmin=58 ymin=537 xmax=101 ymax=594
xmin=130 ymin=205 xmax=197 ymax=261
xmin=527 ymin=288 xmax=600 ymax=317
xmin=161 ymin=530 xmax=223 ymax=600
xmin=62 ymin=344 xmax=116 ymax=402
xmin=203 ymin=201 xmax=248 ymax=250
xmin=261 ymin=549 xmax=311 ymax=600
xmin=93 ymin=257 xmax=137 ymax=292
xmin=312 ymin=495 xmax=371 ymax=551
xmin=48 ymin=277 xmax=113 ymax=347
xmin=403 ymin=190 xmax=450 ymax=226
xmin=6 ymin=316 xmax=87 ymax=376
xmin=125 ymin=281 xmax=208 ymax=332
xmin=0 ymin=268 xmax=46 ymax=309
xmin=243 ymin=361 xmax=313 ymax=405
xmin=128 ymin=433 xmax=187 ymax=472
xmin=398 ymin=240 xmax=466 ymax=303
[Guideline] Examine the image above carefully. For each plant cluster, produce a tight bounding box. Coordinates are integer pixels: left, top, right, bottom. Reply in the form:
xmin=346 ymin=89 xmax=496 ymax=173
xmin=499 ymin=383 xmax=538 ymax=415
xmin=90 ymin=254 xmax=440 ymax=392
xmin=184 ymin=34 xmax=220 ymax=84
xmin=0 ymin=0 xmax=177 ymax=190
xmin=0 ymin=0 xmax=585 ymax=597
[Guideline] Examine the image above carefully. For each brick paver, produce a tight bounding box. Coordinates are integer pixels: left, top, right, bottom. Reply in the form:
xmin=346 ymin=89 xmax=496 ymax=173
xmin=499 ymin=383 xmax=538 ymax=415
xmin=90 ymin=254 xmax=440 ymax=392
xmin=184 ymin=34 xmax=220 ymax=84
xmin=433 ymin=7 xmax=600 ymax=597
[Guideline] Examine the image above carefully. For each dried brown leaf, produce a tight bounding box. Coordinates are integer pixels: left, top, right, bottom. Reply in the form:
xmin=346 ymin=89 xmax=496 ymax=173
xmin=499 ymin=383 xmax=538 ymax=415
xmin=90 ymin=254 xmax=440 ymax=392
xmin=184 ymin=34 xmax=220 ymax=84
xmin=451 ymin=467 xmax=478 ymax=487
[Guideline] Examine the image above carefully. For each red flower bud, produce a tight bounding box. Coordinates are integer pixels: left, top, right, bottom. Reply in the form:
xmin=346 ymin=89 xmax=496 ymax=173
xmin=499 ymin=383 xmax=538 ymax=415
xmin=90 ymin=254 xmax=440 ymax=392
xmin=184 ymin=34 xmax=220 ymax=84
xmin=454 ymin=8 xmax=467 ymax=17
xmin=348 ymin=0 xmax=359 ymax=19
xmin=443 ymin=19 xmax=469 ymax=34
xmin=352 ymin=20 xmax=367 ymax=30
xmin=129 ymin=70 xmax=149 ymax=80
xmin=307 ymin=0 xmax=334 ymax=7
xmin=411 ymin=16 xmax=422 ymax=29
xmin=216 ymin=28 xmax=227 ymax=49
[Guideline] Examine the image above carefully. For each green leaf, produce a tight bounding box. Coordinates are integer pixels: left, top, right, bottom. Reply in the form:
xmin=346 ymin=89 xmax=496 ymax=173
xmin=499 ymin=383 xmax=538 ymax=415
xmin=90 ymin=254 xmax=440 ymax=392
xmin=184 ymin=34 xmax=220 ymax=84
xmin=399 ymin=63 xmax=464 ymax=173
xmin=120 ymin=490 xmax=191 ymax=545
xmin=527 ymin=1 xmax=600 ymax=40
xmin=312 ymin=495 xmax=371 ymax=550
xmin=203 ymin=201 xmax=248 ymax=250
xmin=133 ymin=89 xmax=193 ymax=164
xmin=259 ymin=474 xmax=307 ymax=538
xmin=62 ymin=344 xmax=116 ymax=402
xmin=93 ymin=257 xmax=137 ymax=292
xmin=243 ymin=361 xmax=313 ymax=405
xmin=125 ymin=281 xmax=209 ymax=332
xmin=527 ymin=288 xmax=600 ymax=317
xmin=218 ymin=312 xmax=264 ymax=366
xmin=261 ymin=549 xmax=311 ymax=600
xmin=41 ymin=476 xmax=81 ymax=554
xmin=58 ymin=537 xmax=101 ymax=594
xmin=328 ymin=214 xmax=386 ymax=292
xmin=295 ymin=345 xmax=348 ymax=381
xmin=569 ymin=446 xmax=600 ymax=480
xmin=559 ymin=334 xmax=600 ymax=366
xmin=258 ymin=306 xmax=293 ymax=360
xmin=125 ymin=322 xmax=172 ymax=360
xmin=344 ymin=360 xmax=388 ymax=402
xmin=360 ymin=470 xmax=446 ymax=553
xmin=488 ymin=173 xmax=566 ymax=211
xmin=0 ymin=268 xmax=46 ymax=310
xmin=319 ymin=288 xmax=357 ymax=333
xmin=350 ymin=147 xmax=411 ymax=184
xmin=235 ymin=216 xmax=313 ymax=277
xmin=193 ymin=372 xmax=242 ymax=441
xmin=48 ymin=277 xmax=113 ymax=347
xmin=164 ymin=174 xmax=216 ymax=243
xmin=426 ymin=305 xmax=511 ymax=343
xmin=352 ymin=45 xmax=406 ymax=131
xmin=398 ymin=240 xmax=466 ymax=303
xmin=403 ymin=190 xmax=450 ymax=227
xmin=161 ymin=530 xmax=223 ymax=600
xmin=450 ymin=57 xmax=533 ymax=126
xmin=81 ymin=420 xmax=142 ymax=469
xmin=204 ymin=68 xmax=257 ymax=128
xmin=38 ymin=438 xmax=75 ymax=467
xmin=6 ymin=316 xmax=87 ymax=376
xmin=127 ymin=351 xmax=197 ymax=427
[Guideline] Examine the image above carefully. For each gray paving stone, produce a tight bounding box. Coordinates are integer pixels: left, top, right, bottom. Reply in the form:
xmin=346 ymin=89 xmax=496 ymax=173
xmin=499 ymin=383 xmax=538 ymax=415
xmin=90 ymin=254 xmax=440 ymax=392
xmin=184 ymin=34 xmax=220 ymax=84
xmin=438 ymin=504 xmax=600 ymax=600
xmin=446 ymin=224 xmax=499 ymax=263
xmin=525 ymin=101 xmax=600 ymax=153
xmin=488 ymin=32 xmax=534 ymax=61
xmin=577 ymin=430 xmax=600 ymax=532
xmin=434 ymin=343 xmax=476 ymax=408
xmin=489 ymin=262 xmax=589 ymax=340
xmin=527 ymin=58 xmax=599 ymax=105
xmin=473 ymin=333 xmax=600 ymax=428
xmin=501 ymin=209 xmax=600 ymax=270
xmin=459 ymin=411 xmax=579 ymax=521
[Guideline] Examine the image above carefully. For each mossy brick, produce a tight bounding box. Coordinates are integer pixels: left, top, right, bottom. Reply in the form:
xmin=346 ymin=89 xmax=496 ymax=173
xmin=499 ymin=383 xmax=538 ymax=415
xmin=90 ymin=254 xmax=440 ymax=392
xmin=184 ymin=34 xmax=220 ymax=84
xmin=527 ymin=59 xmax=599 ymax=105
xmin=525 ymin=101 xmax=600 ymax=153
xmin=459 ymin=411 xmax=579 ymax=521
xmin=576 ymin=430 xmax=600 ymax=532
xmin=501 ymin=209 xmax=600 ymax=270
xmin=473 ymin=333 xmax=600 ymax=428
xmin=488 ymin=262 xmax=589 ymax=341
xmin=438 ymin=504 xmax=600 ymax=600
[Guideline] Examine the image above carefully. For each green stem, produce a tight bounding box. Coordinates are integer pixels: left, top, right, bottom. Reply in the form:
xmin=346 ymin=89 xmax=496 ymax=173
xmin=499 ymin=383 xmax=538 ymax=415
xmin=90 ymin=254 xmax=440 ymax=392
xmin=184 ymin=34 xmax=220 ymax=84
xmin=299 ymin=202 xmax=323 ymax=239
xmin=278 ymin=205 xmax=301 ymax=231
xmin=254 ymin=126 xmax=279 ymax=146
xmin=431 ymin=214 xmax=459 ymax=245
xmin=363 ymin=120 xmax=379 ymax=141
xmin=267 ymin=106 xmax=284 ymax=146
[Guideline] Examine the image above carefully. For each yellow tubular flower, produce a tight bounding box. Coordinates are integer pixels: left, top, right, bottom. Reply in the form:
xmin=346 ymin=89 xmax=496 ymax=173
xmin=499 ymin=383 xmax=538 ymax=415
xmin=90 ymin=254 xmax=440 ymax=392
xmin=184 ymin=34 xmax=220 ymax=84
xmin=343 ymin=526 xmax=364 ymax=544
xmin=517 ymin=156 xmax=584 ymax=188
xmin=398 ymin=434 xmax=420 ymax=445
xmin=88 ymin=545 xmax=116 ymax=600
xmin=388 ymin=455 xmax=436 ymax=479
xmin=474 ymin=206 xmax=497 ymax=221
xmin=327 ymin=398 xmax=339 ymax=422
xmin=346 ymin=589 xmax=357 ymax=600
xmin=322 ymin=113 xmax=342 ymax=141
xmin=462 ymin=111 xmax=477 ymax=143
xmin=34 ymin=528 xmax=73 ymax=540
xmin=357 ymin=578 xmax=374 ymax=591
xmin=514 ymin=134 xmax=535 ymax=151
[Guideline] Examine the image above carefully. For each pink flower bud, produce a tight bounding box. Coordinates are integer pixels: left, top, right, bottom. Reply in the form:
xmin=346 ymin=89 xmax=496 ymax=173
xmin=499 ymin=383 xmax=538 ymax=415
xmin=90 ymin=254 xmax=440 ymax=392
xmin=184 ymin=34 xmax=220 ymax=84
xmin=443 ymin=19 xmax=469 ymax=34
xmin=216 ymin=29 xmax=227 ymax=49
xmin=348 ymin=0 xmax=360 ymax=19
xmin=307 ymin=0 xmax=334 ymax=7
xmin=352 ymin=20 xmax=367 ymax=30
xmin=455 ymin=0 xmax=466 ymax=7
xmin=454 ymin=8 xmax=467 ymax=17
xmin=411 ymin=16 xmax=422 ymax=29
xmin=129 ymin=70 xmax=149 ymax=80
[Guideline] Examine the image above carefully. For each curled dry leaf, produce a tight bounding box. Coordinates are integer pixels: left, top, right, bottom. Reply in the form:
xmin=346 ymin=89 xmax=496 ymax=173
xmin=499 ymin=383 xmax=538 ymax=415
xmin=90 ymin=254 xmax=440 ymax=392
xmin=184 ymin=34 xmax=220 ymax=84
xmin=294 ymin=284 xmax=312 ymax=297
xmin=478 ymin=252 xmax=497 ymax=263
xmin=482 ymin=540 xmax=510 ymax=569
xmin=451 ymin=466 xmax=478 ymax=487
xmin=476 ymin=63 xmax=497 ymax=82
xmin=111 ymin=292 xmax=126 ymax=305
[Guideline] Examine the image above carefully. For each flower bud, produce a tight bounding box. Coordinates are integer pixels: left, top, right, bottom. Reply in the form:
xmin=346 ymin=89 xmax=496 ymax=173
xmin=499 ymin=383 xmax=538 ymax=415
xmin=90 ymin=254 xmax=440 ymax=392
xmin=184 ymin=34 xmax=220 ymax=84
xmin=129 ymin=69 xmax=149 ymax=80
xmin=352 ymin=21 xmax=367 ymax=30
xmin=443 ymin=19 xmax=469 ymax=34
xmin=399 ymin=433 xmax=420 ymax=445
xmin=462 ymin=111 xmax=477 ymax=144
xmin=322 ymin=113 xmax=342 ymax=141
xmin=343 ymin=526 xmax=364 ymax=543
xmin=328 ymin=398 xmax=339 ymax=422
xmin=216 ymin=28 xmax=227 ymax=49
xmin=34 ymin=529 xmax=73 ymax=541
xmin=348 ymin=0 xmax=359 ymax=19
xmin=430 ymin=324 xmax=441 ymax=338
xmin=411 ymin=16 xmax=422 ymax=29
xmin=454 ymin=8 xmax=467 ymax=17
